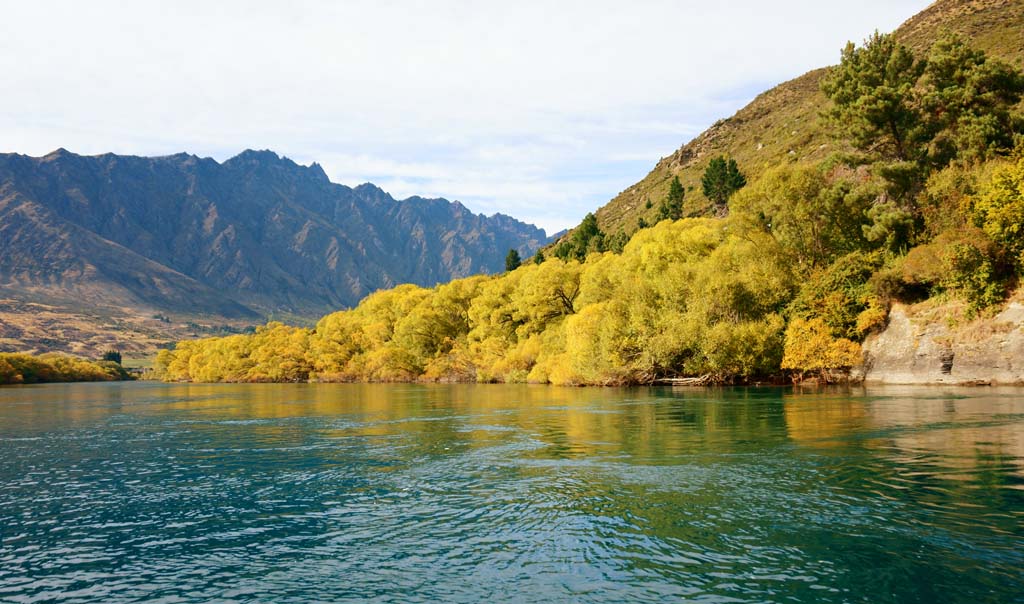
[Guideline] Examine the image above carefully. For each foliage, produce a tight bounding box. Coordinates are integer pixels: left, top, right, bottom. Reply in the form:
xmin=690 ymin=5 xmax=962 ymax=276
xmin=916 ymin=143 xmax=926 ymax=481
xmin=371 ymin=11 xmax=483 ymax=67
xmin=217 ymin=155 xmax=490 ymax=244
xmin=729 ymin=163 xmax=875 ymax=267
xmin=821 ymin=31 xmax=924 ymax=161
xmin=823 ymin=31 xmax=1024 ymax=169
xmin=971 ymin=157 xmax=1024 ymax=270
xmin=900 ymin=229 xmax=1006 ymax=314
xmin=781 ymin=318 xmax=862 ymax=382
xmin=919 ymin=34 xmax=1024 ymax=166
xmin=918 ymin=162 xmax=986 ymax=236
xmin=605 ymin=229 xmax=630 ymax=253
xmin=658 ymin=176 xmax=685 ymax=221
xmin=159 ymin=31 xmax=1024 ymax=387
xmin=940 ymin=241 xmax=1004 ymax=314
xmin=862 ymin=199 xmax=914 ymax=253
xmin=0 ymin=353 xmax=133 ymax=385
xmin=702 ymin=156 xmax=746 ymax=209
xmin=787 ymin=251 xmax=885 ymax=341
xmin=101 ymin=350 xmax=122 ymax=365
xmin=505 ymin=248 xmax=522 ymax=272
xmin=553 ymin=213 xmax=604 ymax=261
xmin=158 ymin=219 xmax=804 ymax=385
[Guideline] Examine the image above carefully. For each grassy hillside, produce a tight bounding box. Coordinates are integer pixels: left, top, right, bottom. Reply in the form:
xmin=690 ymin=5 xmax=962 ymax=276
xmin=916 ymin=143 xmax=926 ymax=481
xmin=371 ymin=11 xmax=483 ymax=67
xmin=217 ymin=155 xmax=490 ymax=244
xmin=586 ymin=0 xmax=1024 ymax=238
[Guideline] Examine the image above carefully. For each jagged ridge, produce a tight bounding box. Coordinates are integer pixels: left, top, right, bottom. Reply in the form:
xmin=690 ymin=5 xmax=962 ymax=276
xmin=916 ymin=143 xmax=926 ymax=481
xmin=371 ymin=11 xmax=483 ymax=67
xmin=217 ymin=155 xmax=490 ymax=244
xmin=0 ymin=148 xmax=548 ymax=322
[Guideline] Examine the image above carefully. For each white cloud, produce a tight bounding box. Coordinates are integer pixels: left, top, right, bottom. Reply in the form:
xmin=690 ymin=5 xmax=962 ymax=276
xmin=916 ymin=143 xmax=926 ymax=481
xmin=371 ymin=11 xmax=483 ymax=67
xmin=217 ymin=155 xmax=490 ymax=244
xmin=0 ymin=0 xmax=931 ymax=232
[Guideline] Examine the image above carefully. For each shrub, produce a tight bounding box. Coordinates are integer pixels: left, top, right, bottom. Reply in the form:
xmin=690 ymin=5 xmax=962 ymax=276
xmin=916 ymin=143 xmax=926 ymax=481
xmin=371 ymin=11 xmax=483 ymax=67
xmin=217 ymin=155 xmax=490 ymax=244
xmin=781 ymin=318 xmax=862 ymax=382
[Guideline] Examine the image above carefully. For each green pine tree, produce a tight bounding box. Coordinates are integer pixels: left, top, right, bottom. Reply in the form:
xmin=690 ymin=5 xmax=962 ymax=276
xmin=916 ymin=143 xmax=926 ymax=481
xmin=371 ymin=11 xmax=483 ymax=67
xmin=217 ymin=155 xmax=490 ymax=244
xmin=658 ymin=176 xmax=685 ymax=221
xmin=505 ymin=248 xmax=522 ymax=272
xmin=701 ymin=156 xmax=747 ymax=209
xmin=820 ymin=31 xmax=924 ymax=161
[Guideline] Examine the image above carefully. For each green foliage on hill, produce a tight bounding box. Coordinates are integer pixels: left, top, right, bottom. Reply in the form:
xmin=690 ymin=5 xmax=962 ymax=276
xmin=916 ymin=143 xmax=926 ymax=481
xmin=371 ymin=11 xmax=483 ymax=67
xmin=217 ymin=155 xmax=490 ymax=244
xmin=504 ymin=248 xmax=522 ymax=272
xmin=658 ymin=176 xmax=685 ymax=221
xmin=702 ymin=156 xmax=747 ymax=209
xmin=551 ymin=213 xmax=633 ymax=261
xmin=0 ymin=353 xmax=133 ymax=385
xmin=823 ymin=30 xmax=1023 ymax=167
xmin=578 ymin=0 xmax=1024 ymax=237
xmin=159 ymin=20 xmax=1024 ymax=386
xmin=821 ymin=31 xmax=924 ymax=162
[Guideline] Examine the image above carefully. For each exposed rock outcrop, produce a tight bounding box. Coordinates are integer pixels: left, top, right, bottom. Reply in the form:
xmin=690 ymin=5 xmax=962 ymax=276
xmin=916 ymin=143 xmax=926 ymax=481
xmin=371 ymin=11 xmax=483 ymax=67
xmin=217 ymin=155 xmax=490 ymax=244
xmin=859 ymin=296 xmax=1024 ymax=385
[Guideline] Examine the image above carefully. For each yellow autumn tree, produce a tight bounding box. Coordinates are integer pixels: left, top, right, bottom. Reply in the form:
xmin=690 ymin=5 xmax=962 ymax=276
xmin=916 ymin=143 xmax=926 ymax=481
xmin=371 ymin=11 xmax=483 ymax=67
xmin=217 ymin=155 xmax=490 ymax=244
xmin=781 ymin=318 xmax=862 ymax=381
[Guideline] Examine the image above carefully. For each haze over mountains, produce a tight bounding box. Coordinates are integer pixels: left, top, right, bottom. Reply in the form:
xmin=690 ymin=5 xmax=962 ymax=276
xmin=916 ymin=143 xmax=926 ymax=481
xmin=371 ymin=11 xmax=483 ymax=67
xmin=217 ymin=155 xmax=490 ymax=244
xmin=0 ymin=149 xmax=548 ymax=354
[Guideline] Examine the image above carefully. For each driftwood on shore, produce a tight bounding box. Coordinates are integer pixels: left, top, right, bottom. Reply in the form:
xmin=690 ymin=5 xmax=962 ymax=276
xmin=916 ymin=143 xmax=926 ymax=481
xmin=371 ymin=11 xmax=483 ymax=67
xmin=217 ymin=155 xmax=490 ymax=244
xmin=654 ymin=374 xmax=713 ymax=386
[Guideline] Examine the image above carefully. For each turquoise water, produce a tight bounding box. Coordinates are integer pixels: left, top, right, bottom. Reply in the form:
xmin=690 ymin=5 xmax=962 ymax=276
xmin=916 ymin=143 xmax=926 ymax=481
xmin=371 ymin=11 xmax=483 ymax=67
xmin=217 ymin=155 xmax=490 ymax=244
xmin=0 ymin=383 xmax=1022 ymax=603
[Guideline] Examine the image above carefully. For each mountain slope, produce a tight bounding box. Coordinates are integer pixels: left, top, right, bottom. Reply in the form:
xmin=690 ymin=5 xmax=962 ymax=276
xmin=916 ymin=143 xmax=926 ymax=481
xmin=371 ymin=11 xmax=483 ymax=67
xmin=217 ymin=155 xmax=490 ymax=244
xmin=586 ymin=0 xmax=1024 ymax=237
xmin=0 ymin=149 xmax=548 ymax=354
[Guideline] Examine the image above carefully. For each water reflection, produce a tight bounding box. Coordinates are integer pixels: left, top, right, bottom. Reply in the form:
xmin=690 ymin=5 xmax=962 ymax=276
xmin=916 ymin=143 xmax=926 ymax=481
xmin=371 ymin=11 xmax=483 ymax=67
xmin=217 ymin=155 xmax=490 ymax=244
xmin=0 ymin=383 xmax=1021 ymax=603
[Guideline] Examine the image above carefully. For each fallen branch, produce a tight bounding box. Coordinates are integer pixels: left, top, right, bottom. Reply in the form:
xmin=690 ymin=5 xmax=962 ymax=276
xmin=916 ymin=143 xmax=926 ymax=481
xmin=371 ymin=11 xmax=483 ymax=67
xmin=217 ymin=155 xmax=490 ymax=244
xmin=654 ymin=374 xmax=713 ymax=386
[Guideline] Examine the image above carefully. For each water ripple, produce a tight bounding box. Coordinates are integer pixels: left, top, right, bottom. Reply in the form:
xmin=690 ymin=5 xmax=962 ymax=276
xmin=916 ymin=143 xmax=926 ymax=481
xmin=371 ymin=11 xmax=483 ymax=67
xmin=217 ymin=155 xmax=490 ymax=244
xmin=0 ymin=383 xmax=1022 ymax=603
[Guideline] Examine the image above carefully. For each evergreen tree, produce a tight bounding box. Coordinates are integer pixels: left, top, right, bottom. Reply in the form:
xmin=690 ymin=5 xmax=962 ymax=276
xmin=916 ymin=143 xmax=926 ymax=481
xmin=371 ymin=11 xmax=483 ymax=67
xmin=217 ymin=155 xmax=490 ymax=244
xmin=820 ymin=31 xmax=924 ymax=161
xmin=658 ymin=176 xmax=685 ymax=221
xmin=533 ymin=250 xmax=545 ymax=265
xmin=919 ymin=33 xmax=1024 ymax=165
xmin=823 ymin=31 xmax=1023 ymax=167
xmin=101 ymin=350 xmax=122 ymax=365
xmin=606 ymin=230 xmax=630 ymax=254
xmin=505 ymin=248 xmax=522 ymax=272
xmin=554 ymin=213 xmax=605 ymax=261
xmin=701 ymin=156 xmax=746 ymax=208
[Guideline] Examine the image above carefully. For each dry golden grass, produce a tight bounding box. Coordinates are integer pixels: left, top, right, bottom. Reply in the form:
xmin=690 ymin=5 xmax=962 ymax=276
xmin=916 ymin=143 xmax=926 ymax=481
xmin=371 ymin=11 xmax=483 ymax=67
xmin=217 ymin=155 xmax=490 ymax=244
xmin=0 ymin=298 xmax=253 ymax=365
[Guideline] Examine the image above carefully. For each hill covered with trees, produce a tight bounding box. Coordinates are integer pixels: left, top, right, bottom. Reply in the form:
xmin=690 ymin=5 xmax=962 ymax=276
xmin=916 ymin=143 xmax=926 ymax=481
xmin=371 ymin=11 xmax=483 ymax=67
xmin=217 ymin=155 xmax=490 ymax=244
xmin=155 ymin=0 xmax=1024 ymax=385
xmin=573 ymin=0 xmax=1024 ymax=237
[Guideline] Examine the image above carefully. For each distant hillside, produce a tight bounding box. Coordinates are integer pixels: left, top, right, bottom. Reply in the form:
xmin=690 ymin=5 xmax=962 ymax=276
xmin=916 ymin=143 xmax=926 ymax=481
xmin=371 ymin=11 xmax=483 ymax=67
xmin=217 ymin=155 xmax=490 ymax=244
xmin=580 ymin=0 xmax=1024 ymax=237
xmin=0 ymin=149 xmax=548 ymax=355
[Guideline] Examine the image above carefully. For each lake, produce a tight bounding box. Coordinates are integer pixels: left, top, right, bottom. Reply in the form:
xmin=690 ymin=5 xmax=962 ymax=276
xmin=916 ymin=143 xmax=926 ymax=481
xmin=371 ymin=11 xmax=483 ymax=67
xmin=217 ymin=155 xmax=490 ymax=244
xmin=0 ymin=382 xmax=1021 ymax=603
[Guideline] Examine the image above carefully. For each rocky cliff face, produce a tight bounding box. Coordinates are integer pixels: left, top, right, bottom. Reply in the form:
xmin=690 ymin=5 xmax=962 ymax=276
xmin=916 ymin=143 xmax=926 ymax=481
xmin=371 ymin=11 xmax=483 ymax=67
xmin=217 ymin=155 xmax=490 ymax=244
xmin=0 ymin=149 xmax=548 ymax=319
xmin=0 ymin=148 xmax=549 ymax=355
xmin=859 ymin=295 xmax=1024 ymax=385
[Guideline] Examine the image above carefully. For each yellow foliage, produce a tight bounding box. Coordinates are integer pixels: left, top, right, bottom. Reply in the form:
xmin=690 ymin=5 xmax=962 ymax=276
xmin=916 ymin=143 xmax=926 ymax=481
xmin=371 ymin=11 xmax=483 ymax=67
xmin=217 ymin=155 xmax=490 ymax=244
xmin=854 ymin=297 xmax=888 ymax=336
xmin=971 ymin=157 xmax=1024 ymax=267
xmin=0 ymin=352 xmax=130 ymax=384
xmin=781 ymin=318 xmax=862 ymax=380
xmin=156 ymin=216 xmax=821 ymax=385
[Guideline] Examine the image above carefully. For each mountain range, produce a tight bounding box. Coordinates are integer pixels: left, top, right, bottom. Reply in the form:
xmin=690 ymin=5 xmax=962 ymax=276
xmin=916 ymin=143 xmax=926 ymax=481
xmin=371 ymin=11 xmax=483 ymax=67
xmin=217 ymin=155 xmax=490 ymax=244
xmin=0 ymin=149 xmax=547 ymax=355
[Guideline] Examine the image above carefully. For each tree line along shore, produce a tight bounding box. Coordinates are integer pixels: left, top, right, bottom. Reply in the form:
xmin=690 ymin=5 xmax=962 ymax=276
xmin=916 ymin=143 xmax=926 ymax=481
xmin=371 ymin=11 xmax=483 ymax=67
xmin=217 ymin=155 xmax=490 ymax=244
xmin=153 ymin=33 xmax=1024 ymax=386
xmin=0 ymin=352 xmax=134 ymax=385
xmin=9 ymin=32 xmax=1023 ymax=388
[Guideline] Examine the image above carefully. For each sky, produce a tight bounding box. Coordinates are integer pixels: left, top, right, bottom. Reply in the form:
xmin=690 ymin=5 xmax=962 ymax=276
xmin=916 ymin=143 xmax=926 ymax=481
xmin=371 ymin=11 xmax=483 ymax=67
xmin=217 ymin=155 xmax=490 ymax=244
xmin=1 ymin=0 xmax=932 ymax=233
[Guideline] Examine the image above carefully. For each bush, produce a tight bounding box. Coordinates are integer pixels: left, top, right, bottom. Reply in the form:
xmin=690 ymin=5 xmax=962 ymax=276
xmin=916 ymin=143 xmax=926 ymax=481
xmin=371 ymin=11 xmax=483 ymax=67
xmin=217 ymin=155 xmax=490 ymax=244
xmin=972 ymin=157 xmax=1024 ymax=271
xmin=787 ymin=251 xmax=884 ymax=340
xmin=781 ymin=318 xmax=862 ymax=382
xmin=902 ymin=230 xmax=1006 ymax=314
xmin=0 ymin=353 xmax=133 ymax=384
